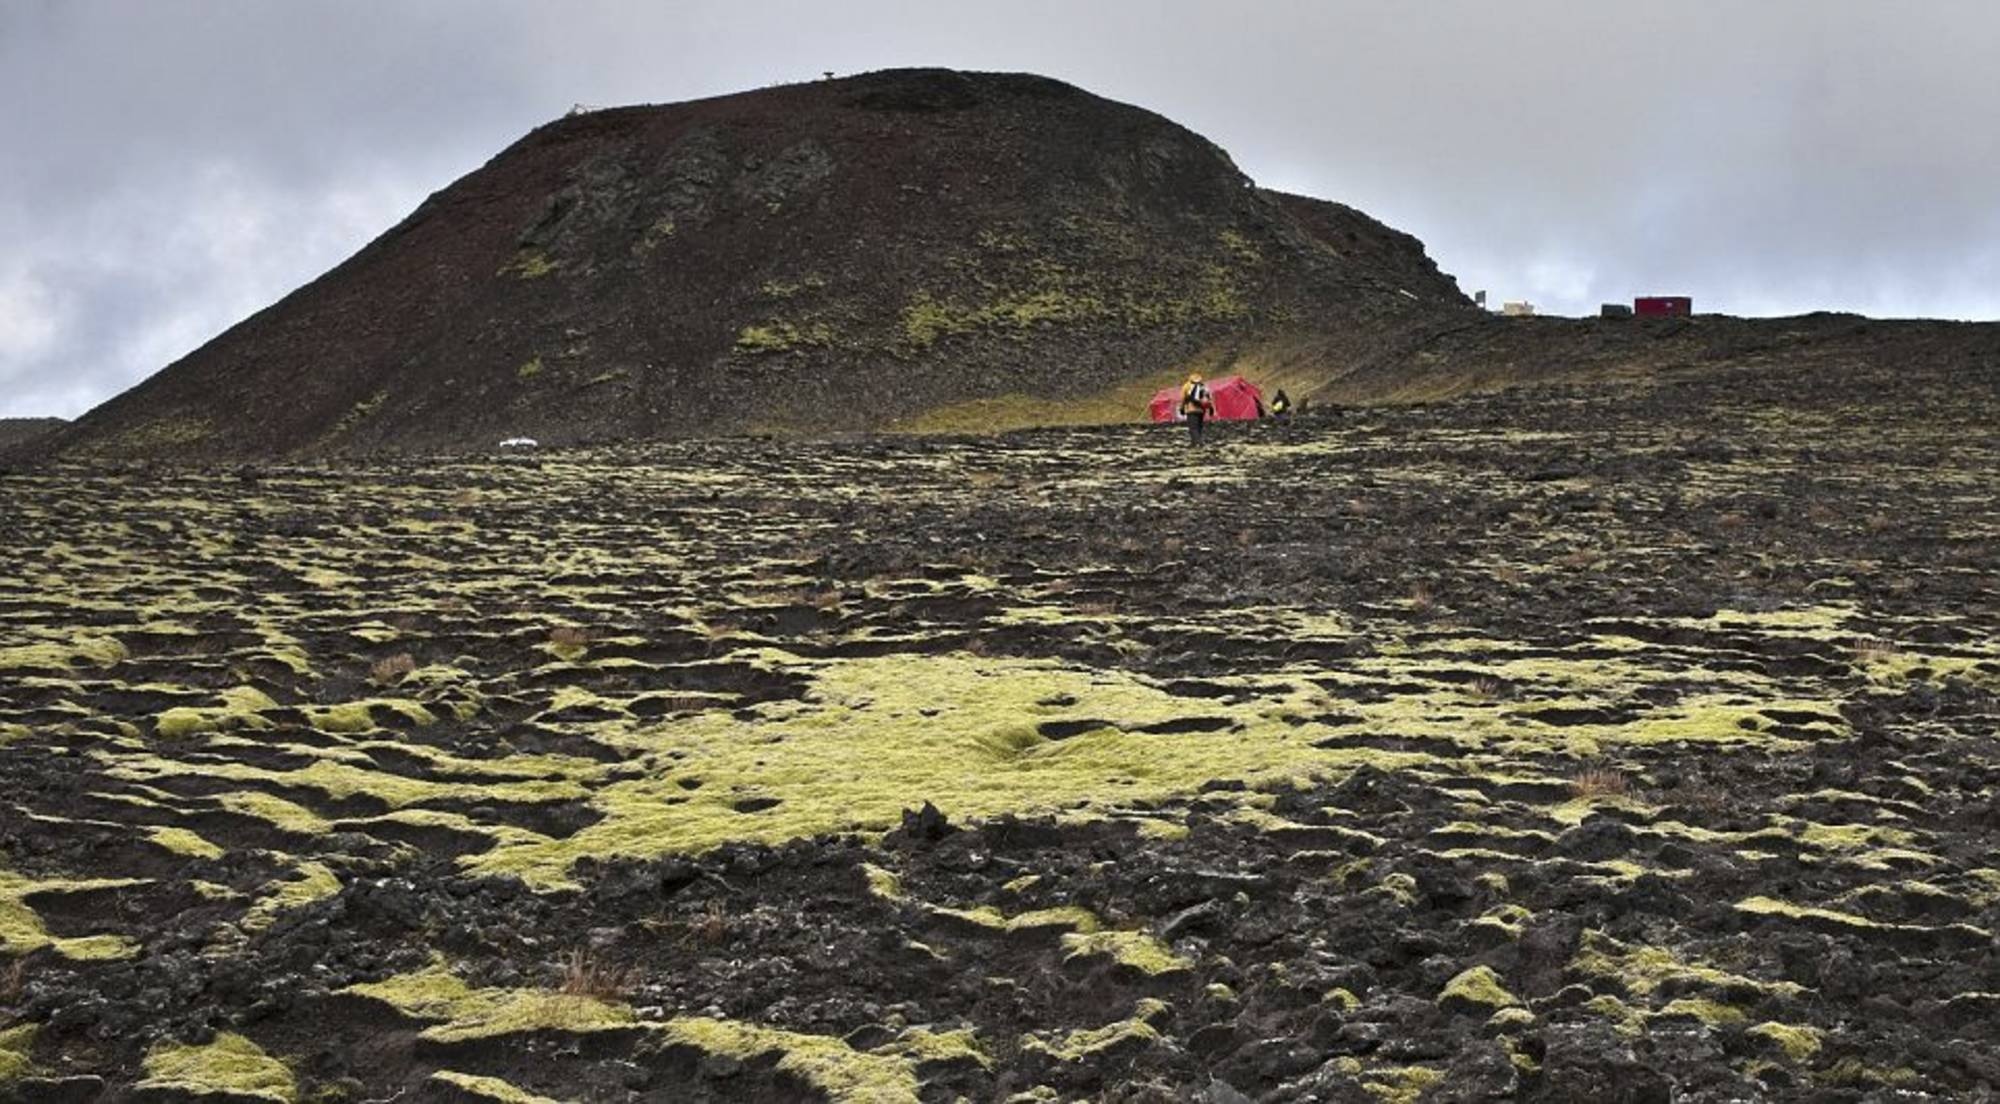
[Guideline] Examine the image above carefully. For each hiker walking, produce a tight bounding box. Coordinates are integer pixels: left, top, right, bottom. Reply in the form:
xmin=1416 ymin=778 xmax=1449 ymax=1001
xmin=1180 ymin=372 xmax=1216 ymax=445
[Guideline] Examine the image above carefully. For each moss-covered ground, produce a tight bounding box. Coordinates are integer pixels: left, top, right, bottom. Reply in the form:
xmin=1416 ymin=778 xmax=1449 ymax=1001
xmin=0 ymin=354 xmax=1994 ymax=1099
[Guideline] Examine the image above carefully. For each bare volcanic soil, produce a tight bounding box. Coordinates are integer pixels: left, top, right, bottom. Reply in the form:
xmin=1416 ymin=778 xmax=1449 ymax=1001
xmin=1 ymin=356 xmax=1997 ymax=1102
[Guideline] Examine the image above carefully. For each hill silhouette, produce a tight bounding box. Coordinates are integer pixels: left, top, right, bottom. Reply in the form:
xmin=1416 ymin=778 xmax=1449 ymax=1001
xmin=41 ymin=68 xmax=1473 ymax=460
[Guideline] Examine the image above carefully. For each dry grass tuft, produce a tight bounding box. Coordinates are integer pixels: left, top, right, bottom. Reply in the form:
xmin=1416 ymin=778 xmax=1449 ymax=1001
xmin=1851 ymin=638 xmax=1902 ymax=667
xmin=1467 ymin=676 xmax=1506 ymax=701
xmin=687 ymin=900 xmax=729 ymax=948
xmin=548 ymin=625 xmax=592 ymax=650
xmin=369 ymin=653 xmax=417 ymax=685
xmin=1407 ymin=582 xmax=1436 ymax=615
xmin=1570 ymin=766 xmax=1630 ymax=800
xmin=1555 ymin=547 xmax=1599 ymax=570
xmin=0 ymin=959 xmax=27 ymax=1003
xmin=557 ymin=948 xmax=635 ymax=1001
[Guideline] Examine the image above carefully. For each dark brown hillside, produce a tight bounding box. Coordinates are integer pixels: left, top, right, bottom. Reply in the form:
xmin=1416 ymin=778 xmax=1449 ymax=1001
xmin=0 ymin=418 xmax=65 ymax=453
xmin=42 ymin=68 xmax=1473 ymax=460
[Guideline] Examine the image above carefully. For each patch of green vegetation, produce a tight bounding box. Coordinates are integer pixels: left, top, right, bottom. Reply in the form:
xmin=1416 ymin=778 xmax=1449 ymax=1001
xmin=517 ymin=356 xmax=544 ymax=380
xmin=499 ymin=249 xmax=557 ymax=279
xmin=0 ymin=868 xmax=143 ymax=960
xmin=1582 ymin=994 xmax=1645 ymax=1038
xmin=1657 ymin=997 xmax=1748 ymax=1026
xmin=735 ymin=321 xmax=834 ymax=355
xmin=428 ymin=1071 xmax=563 ymax=1104
xmin=213 ymin=791 xmax=332 ymax=835
xmin=148 ymin=826 xmax=224 ymax=859
xmin=1020 ymin=999 xmax=1168 ymax=1062
xmin=1468 ymin=903 xmax=1532 ymax=939
xmin=1362 ymin=1064 xmax=1445 ymax=1104
xmin=0 ymin=635 xmax=126 ymax=672
xmin=1438 ymin=965 xmax=1521 ymax=1011
xmin=1817 ymin=1057 xmax=1920 ymax=1089
xmin=305 ymin=698 xmax=436 ymax=734
xmin=758 ymin=275 xmax=825 ymax=299
xmin=329 ymin=390 xmax=388 ymax=437
xmin=342 ymin=963 xmax=635 ymax=1043
xmin=100 ymin=416 xmax=213 ymax=454
xmin=0 ymin=1024 xmax=37 ymax=1083
xmin=663 ymin=1017 xmax=921 ymax=1103
xmin=242 ymin=862 xmax=340 ymax=932
xmin=1735 ymin=895 xmax=1885 ymax=930
xmin=463 ymin=652 xmax=1437 ymax=887
xmin=1747 ymin=1021 xmax=1823 ymax=1062
xmin=1059 ymin=930 xmax=1192 ymax=975
xmin=872 ymin=1027 xmax=990 ymax=1069
xmin=1217 ymin=229 xmax=1261 ymax=264
xmin=139 ymin=1032 xmax=296 ymax=1103
xmin=154 ymin=686 xmax=280 ymax=739
xmin=639 ymin=218 xmax=676 ymax=249
xmin=901 ymin=286 xmax=1109 ymax=349
xmin=1569 ymin=931 xmax=1805 ymax=999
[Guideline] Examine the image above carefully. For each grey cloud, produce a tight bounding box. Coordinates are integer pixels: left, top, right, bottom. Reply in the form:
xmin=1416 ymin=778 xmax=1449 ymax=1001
xmin=4 ymin=0 xmax=1997 ymax=416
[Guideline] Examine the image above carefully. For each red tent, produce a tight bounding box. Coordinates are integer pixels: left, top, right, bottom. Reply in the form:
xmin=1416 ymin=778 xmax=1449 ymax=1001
xmin=1148 ymin=375 xmax=1266 ymax=423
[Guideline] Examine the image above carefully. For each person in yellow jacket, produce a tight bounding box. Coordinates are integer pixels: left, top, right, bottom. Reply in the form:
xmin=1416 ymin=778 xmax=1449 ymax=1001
xmin=1179 ymin=372 xmax=1216 ymax=445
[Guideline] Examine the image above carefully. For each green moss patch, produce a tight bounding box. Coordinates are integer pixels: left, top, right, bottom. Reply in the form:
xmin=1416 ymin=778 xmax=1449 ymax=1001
xmin=138 ymin=1032 xmax=296 ymax=1102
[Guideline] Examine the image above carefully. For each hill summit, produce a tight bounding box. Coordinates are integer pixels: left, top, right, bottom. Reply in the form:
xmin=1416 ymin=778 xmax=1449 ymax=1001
xmin=47 ymin=68 xmax=1471 ymax=459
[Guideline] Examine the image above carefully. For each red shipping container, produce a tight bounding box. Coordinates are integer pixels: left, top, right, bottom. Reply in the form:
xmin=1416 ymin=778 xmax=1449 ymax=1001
xmin=1634 ymin=296 xmax=1692 ymax=317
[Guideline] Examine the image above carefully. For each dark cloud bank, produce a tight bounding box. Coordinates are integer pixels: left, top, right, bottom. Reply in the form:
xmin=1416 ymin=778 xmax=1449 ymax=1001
xmin=4 ymin=0 xmax=1996 ymax=417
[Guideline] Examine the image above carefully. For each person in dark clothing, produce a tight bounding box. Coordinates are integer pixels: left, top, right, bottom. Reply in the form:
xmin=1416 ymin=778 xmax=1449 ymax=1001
xmin=1269 ymin=389 xmax=1292 ymax=423
xmin=1180 ymin=372 xmax=1216 ymax=445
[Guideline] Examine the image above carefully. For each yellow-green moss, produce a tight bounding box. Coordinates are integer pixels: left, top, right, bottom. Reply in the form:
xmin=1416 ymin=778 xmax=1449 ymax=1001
xmin=872 ymin=1026 xmax=990 ymax=1069
xmin=1569 ymin=931 xmax=1805 ymax=999
xmin=1747 ymin=1021 xmax=1823 ymax=1062
xmin=0 ymin=869 xmax=142 ymax=961
xmin=1323 ymin=987 xmax=1361 ymax=1011
xmin=1020 ymin=999 xmax=1168 ymax=1062
xmin=213 ymin=791 xmax=332 ymax=835
xmin=139 ymin=1032 xmax=297 ymax=1102
xmin=305 ymin=698 xmax=435 ymax=735
xmin=1582 ymin=994 xmax=1645 ymax=1038
xmin=241 ymin=862 xmax=340 ymax=932
xmin=664 ymin=1016 xmax=921 ymax=1102
xmin=516 ymin=356 xmax=544 ymax=380
xmin=1817 ymin=1057 xmax=1920 ymax=1088
xmin=1362 ymin=1065 xmax=1445 ymax=1104
xmin=153 ymin=686 xmax=279 ymax=739
xmin=0 ymin=1023 xmax=37 ymax=1082
xmin=735 ymin=321 xmax=833 ymax=355
xmin=1059 ymin=930 xmax=1192 ymax=975
xmin=499 ymin=250 xmax=556 ymax=279
xmin=1658 ymin=997 xmax=1748 ymax=1027
xmin=343 ymin=963 xmax=634 ymax=1043
xmin=428 ymin=1071 xmax=563 ymax=1104
xmin=462 ymin=652 xmax=1437 ymax=887
xmin=148 ymin=826 xmax=224 ymax=859
xmin=1439 ymin=965 xmax=1521 ymax=1011
xmin=0 ymin=635 xmax=125 ymax=671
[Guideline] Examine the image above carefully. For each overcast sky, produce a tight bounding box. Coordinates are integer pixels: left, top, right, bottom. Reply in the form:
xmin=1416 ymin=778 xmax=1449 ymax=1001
xmin=5 ymin=1 xmax=1998 ymax=418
